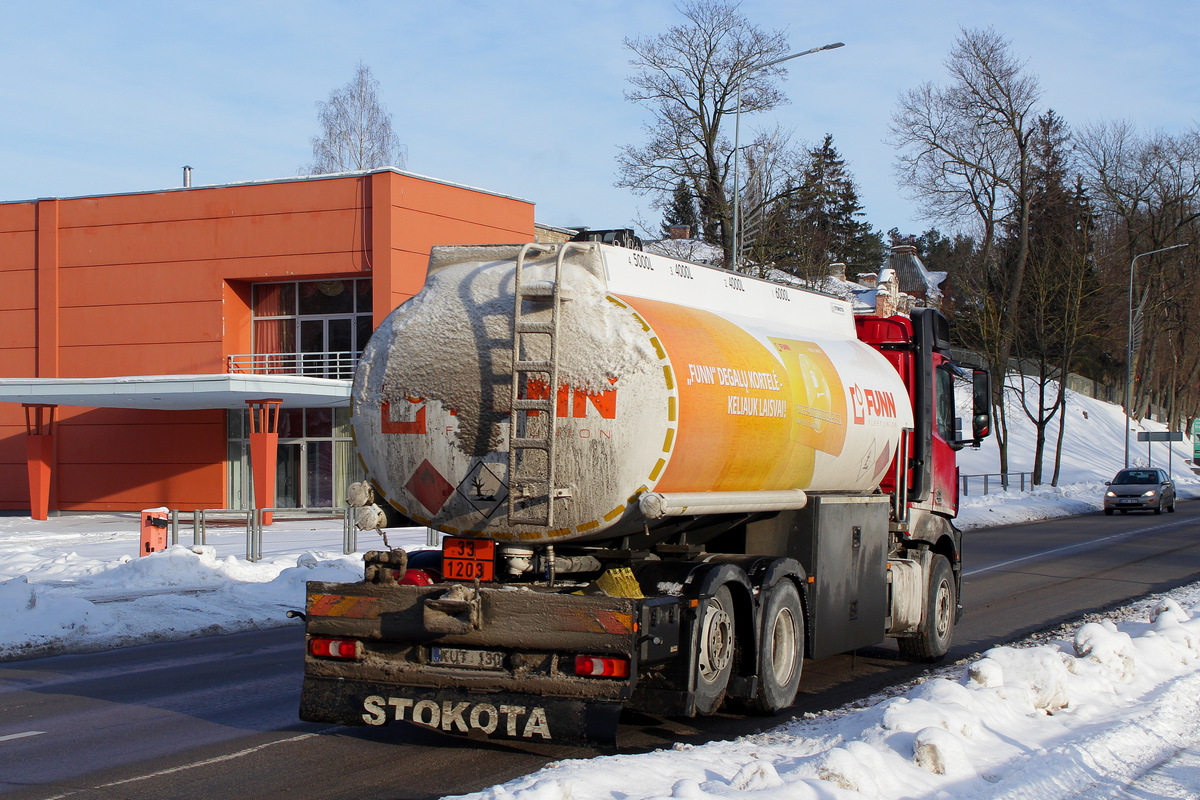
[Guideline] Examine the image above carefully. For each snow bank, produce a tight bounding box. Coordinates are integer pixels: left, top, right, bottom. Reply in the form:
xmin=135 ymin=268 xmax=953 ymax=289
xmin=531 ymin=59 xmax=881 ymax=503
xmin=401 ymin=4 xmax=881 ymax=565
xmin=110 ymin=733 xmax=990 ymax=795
xmin=453 ymin=586 xmax=1200 ymax=800
xmin=0 ymin=544 xmax=364 ymax=660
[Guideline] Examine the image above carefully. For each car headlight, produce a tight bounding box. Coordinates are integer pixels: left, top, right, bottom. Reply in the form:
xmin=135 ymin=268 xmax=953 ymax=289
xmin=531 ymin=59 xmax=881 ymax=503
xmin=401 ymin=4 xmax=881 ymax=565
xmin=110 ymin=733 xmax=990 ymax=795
xmin=1142 ymin=490 xmax=1157 ymax=497
xmin=1106 ymin=491 xmax=1116 ymax=497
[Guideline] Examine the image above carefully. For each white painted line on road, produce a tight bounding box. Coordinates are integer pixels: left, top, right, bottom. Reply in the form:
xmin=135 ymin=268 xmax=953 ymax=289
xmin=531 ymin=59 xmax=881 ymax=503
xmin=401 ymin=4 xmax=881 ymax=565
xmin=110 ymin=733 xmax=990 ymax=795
xmin=0 ymin=730 xmax=45 ymax=743
xmin=964 ymin=517 xmax=1195 ymax=578
xmin=41 ymin=732 xmax=318 ymax=799
xmin=98 ymin=733 xmax=318 ymax=787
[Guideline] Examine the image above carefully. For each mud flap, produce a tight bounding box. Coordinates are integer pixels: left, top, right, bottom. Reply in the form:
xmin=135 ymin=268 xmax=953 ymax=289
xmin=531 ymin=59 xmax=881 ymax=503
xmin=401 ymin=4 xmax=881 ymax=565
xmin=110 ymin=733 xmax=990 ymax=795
xmin=300 ymin=677 xmax=623 ymax=746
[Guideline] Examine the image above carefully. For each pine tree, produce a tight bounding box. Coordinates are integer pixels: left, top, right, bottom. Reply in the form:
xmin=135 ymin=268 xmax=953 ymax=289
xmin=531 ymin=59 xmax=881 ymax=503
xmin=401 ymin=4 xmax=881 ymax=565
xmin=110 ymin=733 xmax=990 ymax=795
xmin=771 ymin=135 xmax=884 ymax=283
xmin=661 ymin=180 xmax=700 ymax=238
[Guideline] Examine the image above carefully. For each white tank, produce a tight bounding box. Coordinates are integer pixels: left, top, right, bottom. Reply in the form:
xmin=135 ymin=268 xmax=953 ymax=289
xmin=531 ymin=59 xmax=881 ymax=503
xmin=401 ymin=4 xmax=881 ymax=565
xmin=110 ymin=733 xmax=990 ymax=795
xmin=351 ymin=243 xmax=914 ymax=545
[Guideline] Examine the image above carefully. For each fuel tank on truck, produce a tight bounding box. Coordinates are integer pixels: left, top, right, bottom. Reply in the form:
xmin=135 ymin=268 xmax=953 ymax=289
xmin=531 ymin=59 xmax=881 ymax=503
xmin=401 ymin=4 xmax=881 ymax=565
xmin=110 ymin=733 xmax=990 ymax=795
xmin=351 ymin=242 xmax=914 ymax=545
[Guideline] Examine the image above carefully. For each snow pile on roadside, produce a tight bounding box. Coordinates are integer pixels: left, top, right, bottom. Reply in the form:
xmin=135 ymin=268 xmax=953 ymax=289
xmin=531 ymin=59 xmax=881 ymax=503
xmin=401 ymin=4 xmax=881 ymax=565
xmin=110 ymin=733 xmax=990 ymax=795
xmin=456 ymin=586 xmax=1200 ymax=800
xmin=956 ymin=480 xmax=1115 ymax=530
xmin=0 ymin=544 xmax=364 ymax=660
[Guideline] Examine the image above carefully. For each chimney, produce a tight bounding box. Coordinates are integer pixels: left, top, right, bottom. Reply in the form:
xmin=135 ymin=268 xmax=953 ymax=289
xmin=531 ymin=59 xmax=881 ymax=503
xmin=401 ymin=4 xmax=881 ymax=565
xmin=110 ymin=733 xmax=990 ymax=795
xmin=183 ymin=165 xmax=193 ymax=187
xmin=828 ymin=262 xmax=847 ymax=281
xmin=668 ymin=225 xmax=690 ymax=240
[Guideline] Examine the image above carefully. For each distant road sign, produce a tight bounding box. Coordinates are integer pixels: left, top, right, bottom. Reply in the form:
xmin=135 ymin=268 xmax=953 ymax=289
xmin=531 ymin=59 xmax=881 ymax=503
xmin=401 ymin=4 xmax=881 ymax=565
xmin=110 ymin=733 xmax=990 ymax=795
xmin=1137 ymin=431 xmax=1183 ymax=441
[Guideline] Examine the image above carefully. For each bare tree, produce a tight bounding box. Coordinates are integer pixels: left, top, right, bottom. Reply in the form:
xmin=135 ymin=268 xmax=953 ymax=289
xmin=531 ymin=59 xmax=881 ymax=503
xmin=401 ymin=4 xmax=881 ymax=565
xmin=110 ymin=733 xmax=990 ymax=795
xmin=1006 ymin=112 xmax=1097 ymax=485
xmin=1078 ymin=123 xmax=1200 ymax=430
xmin=890 ymin=27 xmax=1041 ymax=475
xmin=306 ymin=63 xmax=407 ymax=175
xmin=616 ymin=0 xmax=794 ymax=266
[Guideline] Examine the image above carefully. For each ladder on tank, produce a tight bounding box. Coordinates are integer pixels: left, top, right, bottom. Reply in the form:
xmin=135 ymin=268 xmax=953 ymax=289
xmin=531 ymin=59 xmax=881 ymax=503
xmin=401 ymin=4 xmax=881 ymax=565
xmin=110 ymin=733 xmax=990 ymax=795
xmin=506 ymin=243 xmax=576 ymax=527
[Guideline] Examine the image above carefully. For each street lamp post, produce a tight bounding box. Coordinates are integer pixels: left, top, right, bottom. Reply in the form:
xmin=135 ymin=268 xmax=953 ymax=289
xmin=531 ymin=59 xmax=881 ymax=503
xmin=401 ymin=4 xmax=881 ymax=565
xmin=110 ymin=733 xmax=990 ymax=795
xmin=731 ymin=41 xmax=843 ymax=271
xmin=1124 ymin=242 xmax=1188 ymax=467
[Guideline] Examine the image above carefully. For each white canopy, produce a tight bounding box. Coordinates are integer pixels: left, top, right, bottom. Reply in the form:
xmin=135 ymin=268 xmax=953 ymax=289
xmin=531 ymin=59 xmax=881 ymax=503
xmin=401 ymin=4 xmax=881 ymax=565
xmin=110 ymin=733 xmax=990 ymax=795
xmin=0 ymin=374 xmax=351 ymax=410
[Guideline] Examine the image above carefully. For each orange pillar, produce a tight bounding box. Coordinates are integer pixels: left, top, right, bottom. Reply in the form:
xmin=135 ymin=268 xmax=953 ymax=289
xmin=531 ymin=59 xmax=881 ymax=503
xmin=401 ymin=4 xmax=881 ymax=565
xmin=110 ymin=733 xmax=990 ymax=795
xmin=24 ymin=404 xmax=56 ymax=521
xmin=247 ymin=399 xmax=282 ymax=525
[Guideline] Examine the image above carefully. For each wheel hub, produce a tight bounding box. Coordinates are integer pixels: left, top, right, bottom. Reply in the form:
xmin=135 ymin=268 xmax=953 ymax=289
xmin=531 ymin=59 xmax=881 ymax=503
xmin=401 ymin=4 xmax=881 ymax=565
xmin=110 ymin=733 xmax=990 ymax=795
xmin=768 ymin=607 xmax=798 ymax=684
xmin=698 ymin=602 xmax=733 ymax=682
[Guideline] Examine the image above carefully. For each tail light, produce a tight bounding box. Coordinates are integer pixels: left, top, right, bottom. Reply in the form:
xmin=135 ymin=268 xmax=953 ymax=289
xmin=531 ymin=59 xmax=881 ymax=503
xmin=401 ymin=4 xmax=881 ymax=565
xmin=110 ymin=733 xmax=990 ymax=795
xmin=574 ymin=655 xmax=630 ymax=678
xmin=309 ymin=637 xmax=361 ymax=660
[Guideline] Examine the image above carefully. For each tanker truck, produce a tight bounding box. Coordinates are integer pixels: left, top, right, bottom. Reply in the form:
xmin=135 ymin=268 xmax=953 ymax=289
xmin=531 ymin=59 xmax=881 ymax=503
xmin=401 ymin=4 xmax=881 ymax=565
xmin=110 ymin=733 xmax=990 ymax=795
xmin=297 ymin=241 xmax=991 ymax=745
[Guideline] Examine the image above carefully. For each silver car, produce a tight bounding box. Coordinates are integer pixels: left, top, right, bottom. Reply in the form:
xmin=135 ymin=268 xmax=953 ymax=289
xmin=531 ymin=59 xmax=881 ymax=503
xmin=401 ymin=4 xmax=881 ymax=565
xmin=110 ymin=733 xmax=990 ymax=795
xmin=1103 ymin=468 xmax=1176 ymax=515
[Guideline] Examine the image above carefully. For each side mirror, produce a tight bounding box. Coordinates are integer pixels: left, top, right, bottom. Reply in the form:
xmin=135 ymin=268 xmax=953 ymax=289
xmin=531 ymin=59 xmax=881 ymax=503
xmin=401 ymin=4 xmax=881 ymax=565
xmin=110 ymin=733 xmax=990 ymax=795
xmin=971 ymin=368 xmax=991 ymax=442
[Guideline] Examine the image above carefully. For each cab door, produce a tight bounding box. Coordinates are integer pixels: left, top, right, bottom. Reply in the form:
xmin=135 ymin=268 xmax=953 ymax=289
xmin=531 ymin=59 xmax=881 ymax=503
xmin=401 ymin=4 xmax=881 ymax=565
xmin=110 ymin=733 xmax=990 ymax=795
xmin=928 ymin=360 xmax=960 ymax=515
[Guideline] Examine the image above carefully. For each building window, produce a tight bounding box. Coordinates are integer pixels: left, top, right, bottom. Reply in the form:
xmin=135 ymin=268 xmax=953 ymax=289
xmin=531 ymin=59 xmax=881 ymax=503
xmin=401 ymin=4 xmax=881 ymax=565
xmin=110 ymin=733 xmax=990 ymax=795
xmin=227 ymin=406 xmax=364 ymax=509
xmin=250 ymin=279 xmax=373 ymax=378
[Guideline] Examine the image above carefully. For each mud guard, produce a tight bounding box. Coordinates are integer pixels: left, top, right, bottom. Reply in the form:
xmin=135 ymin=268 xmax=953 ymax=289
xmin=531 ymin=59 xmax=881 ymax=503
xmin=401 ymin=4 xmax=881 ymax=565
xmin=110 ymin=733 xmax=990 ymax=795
xmin=300 ymin=677 xmax=624 ymax=746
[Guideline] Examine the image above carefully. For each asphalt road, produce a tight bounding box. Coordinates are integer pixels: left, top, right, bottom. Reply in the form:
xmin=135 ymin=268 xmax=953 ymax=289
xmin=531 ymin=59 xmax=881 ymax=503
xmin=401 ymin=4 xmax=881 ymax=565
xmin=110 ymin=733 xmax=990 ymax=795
xmin=3 ymin=503 xmax=1200 ymax=800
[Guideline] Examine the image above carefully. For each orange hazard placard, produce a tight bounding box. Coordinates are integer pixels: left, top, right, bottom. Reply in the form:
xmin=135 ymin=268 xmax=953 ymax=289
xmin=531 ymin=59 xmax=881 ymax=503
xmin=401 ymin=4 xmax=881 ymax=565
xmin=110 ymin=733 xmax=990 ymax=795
xmin=443 ymin=537 xmax=496 ymax=581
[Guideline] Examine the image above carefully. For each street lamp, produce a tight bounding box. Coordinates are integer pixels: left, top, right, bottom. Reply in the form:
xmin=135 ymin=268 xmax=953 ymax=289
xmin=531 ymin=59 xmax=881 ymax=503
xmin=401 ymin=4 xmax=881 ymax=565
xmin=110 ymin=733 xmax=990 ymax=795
xmin=731 ymin=41 xmax=843 ymax=271
xmin=1124 ymin=242 xmax=1188 ymax=467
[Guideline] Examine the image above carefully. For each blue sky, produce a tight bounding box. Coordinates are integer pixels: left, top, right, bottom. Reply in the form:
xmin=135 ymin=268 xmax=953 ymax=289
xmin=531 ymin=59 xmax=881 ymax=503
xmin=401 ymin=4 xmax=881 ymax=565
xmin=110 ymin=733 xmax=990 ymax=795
xmin=2 ymin=1 xmax=1198 ymax=238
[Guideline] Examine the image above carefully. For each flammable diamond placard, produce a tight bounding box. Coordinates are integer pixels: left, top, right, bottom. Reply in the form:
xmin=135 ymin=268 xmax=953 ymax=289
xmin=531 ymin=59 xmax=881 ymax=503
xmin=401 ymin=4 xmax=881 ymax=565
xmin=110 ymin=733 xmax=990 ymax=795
xmin=405 ymin=459 xmax=456 ymax=515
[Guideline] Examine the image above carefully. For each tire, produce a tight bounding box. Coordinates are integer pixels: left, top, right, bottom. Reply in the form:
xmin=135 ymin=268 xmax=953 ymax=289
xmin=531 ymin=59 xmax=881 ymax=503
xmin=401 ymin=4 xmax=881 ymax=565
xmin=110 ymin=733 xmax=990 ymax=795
xmin=1169 ymin=497 xmax=1176 ymax=513
xmin=1154 ymin=499 xmax=1163 ymax=515
xmin=748 ymin=580 xmax=804 ymax=714
xmin=693 ymin=585 xmax=735 ymax=715
xmin=1103 ymin=509 xmax=1114 ymax=516
xmin=897 ymin=554 xmax=955 ymax=662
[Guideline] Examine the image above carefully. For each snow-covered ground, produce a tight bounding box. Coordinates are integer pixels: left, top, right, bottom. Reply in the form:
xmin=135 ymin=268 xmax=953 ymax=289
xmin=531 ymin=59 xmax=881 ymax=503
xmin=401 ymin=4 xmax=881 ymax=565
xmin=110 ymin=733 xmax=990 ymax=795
xmin=2 ymin=380 xmax=1199 ymax=798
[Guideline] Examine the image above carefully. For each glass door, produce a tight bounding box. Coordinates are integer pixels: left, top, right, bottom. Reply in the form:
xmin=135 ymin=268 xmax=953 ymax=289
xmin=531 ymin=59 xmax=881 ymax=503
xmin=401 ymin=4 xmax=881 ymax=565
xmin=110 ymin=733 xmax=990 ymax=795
xmin=329 ymin=318 xmax=353 ymax=378
xmin=299 ymin=317 xmax=356 ymax=378
xmin=275 ymin=442 xmax=302 ymax=508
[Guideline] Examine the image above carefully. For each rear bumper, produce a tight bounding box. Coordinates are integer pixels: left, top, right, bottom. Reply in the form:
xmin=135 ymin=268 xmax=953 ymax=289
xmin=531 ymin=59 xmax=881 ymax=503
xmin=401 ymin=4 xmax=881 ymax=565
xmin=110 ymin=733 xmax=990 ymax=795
xmin=300 ymin=676 xmax=624 ymax=745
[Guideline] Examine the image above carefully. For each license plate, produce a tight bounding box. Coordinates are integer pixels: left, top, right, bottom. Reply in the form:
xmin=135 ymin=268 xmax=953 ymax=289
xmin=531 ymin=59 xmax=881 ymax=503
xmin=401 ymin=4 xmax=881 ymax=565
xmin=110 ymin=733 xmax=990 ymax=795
xmin=1118 ymin=498 xmax=1139 ymax=505
xmin=443 ymin=537 xmax=495 ymax=581
xmin=430 ymin=646 xmax=505 ymax=670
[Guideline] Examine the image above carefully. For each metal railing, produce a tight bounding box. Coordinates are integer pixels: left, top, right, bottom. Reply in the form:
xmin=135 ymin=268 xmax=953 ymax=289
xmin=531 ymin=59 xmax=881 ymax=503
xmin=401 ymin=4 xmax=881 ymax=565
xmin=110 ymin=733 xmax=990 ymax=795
xmin=226 ymin=351 xmax=359 ymax=379
xmin=959 ymin=472 xmax=1035 ymax=496
xmin=162 ymin=507 xmax=354 ymax=562
xmin=196 ymin=508 xmax=256 ymax=549
xmin=162 ymin=508 xmax=255 ymax=548
xmin=249 ymin=507 xmax=354 ymax=562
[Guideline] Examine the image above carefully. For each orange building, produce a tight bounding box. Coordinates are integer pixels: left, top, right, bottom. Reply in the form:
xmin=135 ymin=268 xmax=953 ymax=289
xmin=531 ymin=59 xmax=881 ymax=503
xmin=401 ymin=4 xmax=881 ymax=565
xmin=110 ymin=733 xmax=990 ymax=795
xmin=0 ymin=168 xmax=534 ymax=517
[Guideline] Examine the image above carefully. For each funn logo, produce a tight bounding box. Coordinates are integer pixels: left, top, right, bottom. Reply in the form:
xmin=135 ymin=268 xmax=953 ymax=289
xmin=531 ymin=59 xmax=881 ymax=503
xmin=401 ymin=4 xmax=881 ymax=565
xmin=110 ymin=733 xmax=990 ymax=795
xmin=525 ymin=378 xmax=617 ymax=419
xmin=849 ymin=384 xmax=897 ymax=425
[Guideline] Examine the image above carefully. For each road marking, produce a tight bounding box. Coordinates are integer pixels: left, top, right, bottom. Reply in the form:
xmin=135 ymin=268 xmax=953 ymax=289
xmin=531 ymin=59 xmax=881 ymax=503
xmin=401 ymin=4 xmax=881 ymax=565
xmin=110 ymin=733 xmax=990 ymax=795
xmin=0 ymin=730 xmax=45 ymax=743
xmin=42 ymin=732 xmax=318 ymax=798
xmin=964 ymin=517 xmax=1195 ymax=577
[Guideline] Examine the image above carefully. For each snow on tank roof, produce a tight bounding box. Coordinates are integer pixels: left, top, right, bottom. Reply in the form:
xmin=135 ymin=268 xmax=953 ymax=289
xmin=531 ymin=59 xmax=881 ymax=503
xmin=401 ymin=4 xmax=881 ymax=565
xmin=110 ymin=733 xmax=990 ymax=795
xmin=599 ymin=245 xmax=857 ymax=338
xmin=422 ymin=242 xmax=859 ymax=339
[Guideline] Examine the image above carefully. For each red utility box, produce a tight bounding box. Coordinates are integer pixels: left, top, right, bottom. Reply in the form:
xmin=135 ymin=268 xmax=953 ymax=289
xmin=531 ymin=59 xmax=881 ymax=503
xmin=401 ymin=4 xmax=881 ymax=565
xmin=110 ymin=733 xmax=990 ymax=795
xmin=140 ymin=508 xmax=169 ymax=556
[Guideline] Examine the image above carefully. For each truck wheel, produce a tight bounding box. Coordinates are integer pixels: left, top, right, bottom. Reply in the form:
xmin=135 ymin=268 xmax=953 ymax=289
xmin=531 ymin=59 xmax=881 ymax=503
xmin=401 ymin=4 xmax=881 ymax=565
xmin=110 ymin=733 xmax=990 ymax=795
xmin=748 ymin=580 xmax=804 ymax=714
xmin=693 ymin=585 xmax=735 ymax=715
xmin=897 ymin=554 xmax=955 ymax=662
